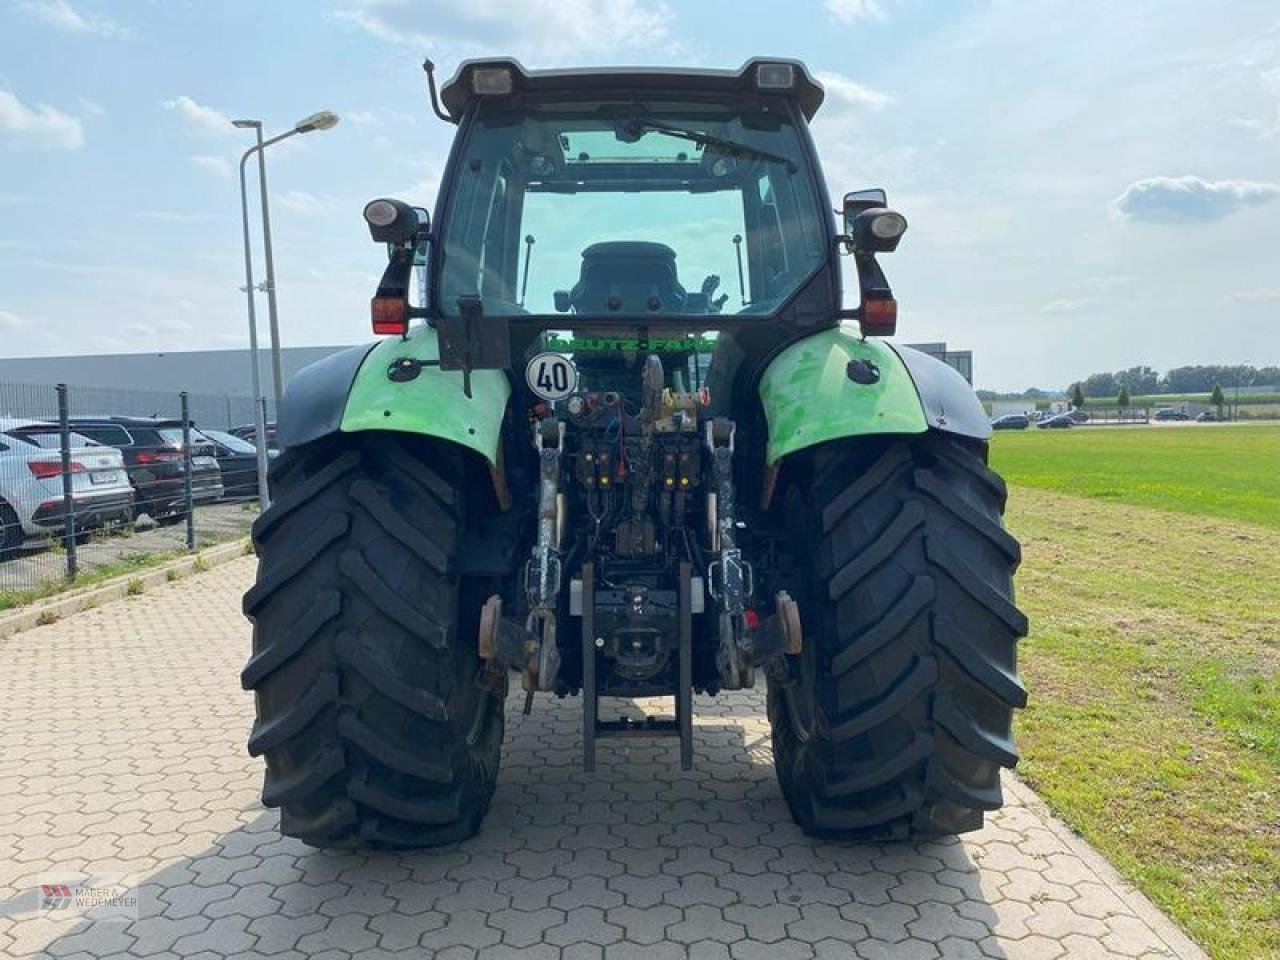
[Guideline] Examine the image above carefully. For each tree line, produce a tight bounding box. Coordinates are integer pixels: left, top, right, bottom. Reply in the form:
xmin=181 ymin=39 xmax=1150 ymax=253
xmin=978 ymin=364 xmax=1278 ymax=402
xmin=1070 ymin=364 xmax=1278 ymax=398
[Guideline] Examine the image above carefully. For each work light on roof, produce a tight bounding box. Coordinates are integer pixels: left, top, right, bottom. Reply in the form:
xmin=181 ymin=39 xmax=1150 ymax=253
xmin=472 ymin=67 xmax=514 ymax=95
xmin=755 ymin=62 xmax=796 ymax=90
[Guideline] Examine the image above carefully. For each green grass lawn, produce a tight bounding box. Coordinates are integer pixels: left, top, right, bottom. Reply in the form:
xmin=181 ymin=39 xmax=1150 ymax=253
xmin=1004 ymin=431 xmax=1279 ymax=957
xmin=991 ymin=424 xmax=1280 ymax=529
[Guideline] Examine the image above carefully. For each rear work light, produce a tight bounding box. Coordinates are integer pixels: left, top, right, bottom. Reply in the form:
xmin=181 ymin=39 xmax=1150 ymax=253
xmin=28 ymin=460 xmax=84 ymax=479
xmin=371 ymin=296 xmax=409 ymax=336
xmin=363 ymin=199 xmax=399 ymax=228
xmin=869 ymin=211 xmax=908 ymax=240
xmin=471 ymin=67 xmax=513 ymax=95
xmin=755 ymin=62 xmax=796 ymax=90
xmin=860 ymin=298 xmax=897 ymax=337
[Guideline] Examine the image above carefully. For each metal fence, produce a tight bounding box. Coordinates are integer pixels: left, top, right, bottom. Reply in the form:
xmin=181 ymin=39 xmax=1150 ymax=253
xmin=1077 ymin=409 xmax=1151 ymax=424
xmin=0 ymin=381 xmax=262 ymax=604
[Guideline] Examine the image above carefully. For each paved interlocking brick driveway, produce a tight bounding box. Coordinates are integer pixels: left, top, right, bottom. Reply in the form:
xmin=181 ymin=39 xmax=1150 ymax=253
xmin=0 ymin=557 xmax=1205 ymax=959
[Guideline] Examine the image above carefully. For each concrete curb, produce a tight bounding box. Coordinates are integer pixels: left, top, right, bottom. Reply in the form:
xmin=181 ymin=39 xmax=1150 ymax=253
xmin=0 ymin=537 xmax=251 ymax=640
xmin=1005 ymin=774 xmax=1210 ymax=959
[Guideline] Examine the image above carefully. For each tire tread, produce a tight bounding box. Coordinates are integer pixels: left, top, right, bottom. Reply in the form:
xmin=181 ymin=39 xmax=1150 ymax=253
xmin=242 ymin=433 xmax=502 ymax=849
xmin=769 ymin=432 xmax=1026 ymax=841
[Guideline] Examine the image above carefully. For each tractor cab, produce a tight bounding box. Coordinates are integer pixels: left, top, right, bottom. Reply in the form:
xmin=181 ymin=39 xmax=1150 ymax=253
xmin=364 ymin=59 xmax=907 ymax=372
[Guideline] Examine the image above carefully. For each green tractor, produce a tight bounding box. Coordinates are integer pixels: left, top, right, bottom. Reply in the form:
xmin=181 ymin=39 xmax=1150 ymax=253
xmin=241 ymin=57 xmax=1027 ymax=849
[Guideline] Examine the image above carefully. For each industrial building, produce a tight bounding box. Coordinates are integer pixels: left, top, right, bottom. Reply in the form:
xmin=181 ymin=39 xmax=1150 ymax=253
xmin=0 ymin=339 xmax=977 ymax=423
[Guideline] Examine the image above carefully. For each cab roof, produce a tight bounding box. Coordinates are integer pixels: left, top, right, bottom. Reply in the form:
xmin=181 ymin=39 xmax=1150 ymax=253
xmin=439 ymin=57 xmax=825 ymax=122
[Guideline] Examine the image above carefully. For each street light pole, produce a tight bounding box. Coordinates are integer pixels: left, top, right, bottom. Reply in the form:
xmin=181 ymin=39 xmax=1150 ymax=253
xmin=235 ymin=120 xmax=272 ymax=511
xmin=232 ymin=110 xmax=339 ymax=511
xmin=256 ymin=141 xmax=285 ymax=411
xmin=235 ymin=110 xmax=340 ymax=412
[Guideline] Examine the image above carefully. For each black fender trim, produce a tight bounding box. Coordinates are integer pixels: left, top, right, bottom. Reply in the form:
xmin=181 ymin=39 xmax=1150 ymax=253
xmin=890 ymin=345 xmax=992 ymax=441
xmin=276 ymin=343 xmax=378 ymax=451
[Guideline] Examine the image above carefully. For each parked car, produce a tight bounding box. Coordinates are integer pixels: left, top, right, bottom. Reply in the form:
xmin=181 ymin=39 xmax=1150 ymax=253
xmin=1036 ymin=413 xmax=1074 ymax=429
xmin=0 ymin=419 xmax=134 ymax=558
xmin=1195 ymin=411 xmax=1227 ymax=422
xmin=991 ymin=414 xmax=1029 ymax=430
xmin=229 ymin=422 xmax=279 ymax=452
xmin=67 ymin=417 xmax=223 ymax=523
xmin=1153 ymin=408 xmax=1190 ymax=421
xmin=202 ymin=429 xmax=266 ymax=499
xmin=1067 ymin=409 xmax=1091 ymax=422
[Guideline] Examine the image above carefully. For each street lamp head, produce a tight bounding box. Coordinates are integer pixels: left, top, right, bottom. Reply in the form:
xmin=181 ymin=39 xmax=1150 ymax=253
xmin=232 ymin=119 xmax=261 ymax=129
xmin=295 ymin=110 xmax=339 ymax=133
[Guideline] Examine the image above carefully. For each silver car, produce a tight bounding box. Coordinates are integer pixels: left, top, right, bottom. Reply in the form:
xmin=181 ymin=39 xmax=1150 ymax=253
xmin=0 ymin=419 xmax=135 ymax=558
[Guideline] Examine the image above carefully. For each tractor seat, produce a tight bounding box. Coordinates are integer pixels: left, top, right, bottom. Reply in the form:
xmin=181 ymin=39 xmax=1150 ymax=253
xmin=559 ymin=241 xmax=686 ymax=314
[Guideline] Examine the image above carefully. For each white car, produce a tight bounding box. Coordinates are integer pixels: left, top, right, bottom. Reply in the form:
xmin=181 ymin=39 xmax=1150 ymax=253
xmin=0 ymin=419 xmax=135 ymax=558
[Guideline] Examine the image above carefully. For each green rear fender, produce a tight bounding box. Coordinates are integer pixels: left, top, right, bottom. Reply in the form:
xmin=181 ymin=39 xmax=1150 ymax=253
xmin=758 ymin=325 xmax=928 ymax=464
xmin=340 ymin=325 xmax=510 ymax=464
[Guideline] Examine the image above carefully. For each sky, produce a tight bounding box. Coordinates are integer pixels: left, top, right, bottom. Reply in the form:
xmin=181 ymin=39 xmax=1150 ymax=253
xmin=0 ymin=0 xmax=1277 ymax=391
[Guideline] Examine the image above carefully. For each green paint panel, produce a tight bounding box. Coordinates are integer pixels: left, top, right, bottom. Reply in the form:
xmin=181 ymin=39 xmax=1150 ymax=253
xmin=758 ymin=325 xmax=927 ymax=464
xmin=340 ymin=325 xmax=510 ymax=464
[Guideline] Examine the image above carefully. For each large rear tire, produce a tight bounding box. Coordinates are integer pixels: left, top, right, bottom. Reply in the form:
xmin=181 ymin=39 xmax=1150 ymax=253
xmin=769 ymin=431 xmax=1027 ymax=841
xmin=241 ymin=432 xmax=503 ymax=849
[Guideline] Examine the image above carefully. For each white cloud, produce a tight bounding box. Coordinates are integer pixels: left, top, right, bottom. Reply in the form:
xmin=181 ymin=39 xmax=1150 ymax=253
xmin=824 ymin=0 xmax=885 ymax=23
xmin=0 ymin=310 xmax=26 ymax=329
xmin=276 ymin=191 xmax=332 ymax=215
xmin=394 ymin=154 xmax=445 ymax=211
xmin=164 ymin=95 xmax=234 ymax=137
xmin=1231 ymin=64 xmax=1280 ymax=139
xmin=334 ymin=0 xmax=673 ymax=61
xmin=342 ymin=108 xmax=416 ymax=131
xmin=1228 ymin=287 xmax=1280 ymax=302
xmin=0 ymin=89 xmax=84 ymax=150
xmin=190 ymin=155 xmax=232 ymax=178
xmin=1111 ymin=175 xmax=1280 ymax=223
xmin=135 ymin=210 xmax=214 ymax=224
xmin=1042 ymin=297 xmax=1104 ymax=315
xmin=19 ymin=0 xmax=132 ymax=38
xmin=814 ymin=71 xmax=892 ymax=113
xmin=808 ymin=73 xmax=894 ymax=202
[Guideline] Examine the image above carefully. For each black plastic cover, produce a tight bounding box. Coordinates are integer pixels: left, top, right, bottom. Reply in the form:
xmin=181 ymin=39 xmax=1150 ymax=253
xmin=890 ymin=344 xmax=992 ymax=441
xmin=276 ymin=343 xmax=378 ymax=451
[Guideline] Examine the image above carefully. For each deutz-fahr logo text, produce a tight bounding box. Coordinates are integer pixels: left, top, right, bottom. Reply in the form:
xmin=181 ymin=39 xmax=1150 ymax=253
xmin=545 ymin=334 xmax=718 ymax=353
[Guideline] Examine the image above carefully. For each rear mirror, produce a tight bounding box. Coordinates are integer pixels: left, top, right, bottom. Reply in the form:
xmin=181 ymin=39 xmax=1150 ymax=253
xmin=842 ymin=188 xmax=887 ymax=234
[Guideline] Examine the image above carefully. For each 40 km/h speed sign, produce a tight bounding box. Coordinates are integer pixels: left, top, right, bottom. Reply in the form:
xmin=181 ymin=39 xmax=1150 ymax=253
xmin=525 ymin=352 xmax=578 ymax=401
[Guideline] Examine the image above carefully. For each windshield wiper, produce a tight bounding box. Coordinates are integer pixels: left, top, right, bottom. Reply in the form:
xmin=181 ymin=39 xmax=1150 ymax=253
xmin=618 ymin=118 xmax=796 ymax=172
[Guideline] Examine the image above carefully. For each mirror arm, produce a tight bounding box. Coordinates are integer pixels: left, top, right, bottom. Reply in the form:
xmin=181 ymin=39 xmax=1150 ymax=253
xmin=856 ymin=252 xmax=890 ymax=296
xmin=836 ymin=252 xmax=894 ymax=322
xmin=376 ymin=247 xmax=413 ymax=298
